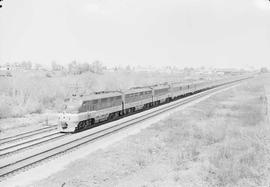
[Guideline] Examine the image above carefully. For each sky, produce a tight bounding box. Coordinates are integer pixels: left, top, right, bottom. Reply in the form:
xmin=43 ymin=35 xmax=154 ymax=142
xmin=0 ymin=0 xmax=270 ymax=69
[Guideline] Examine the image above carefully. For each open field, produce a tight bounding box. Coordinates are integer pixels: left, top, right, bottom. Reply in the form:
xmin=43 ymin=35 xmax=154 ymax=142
xmin=21 ymin=75 xmax=270 ymax=187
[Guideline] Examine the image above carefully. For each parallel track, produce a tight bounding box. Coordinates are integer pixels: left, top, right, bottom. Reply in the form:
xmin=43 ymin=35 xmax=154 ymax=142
xmin=0 ymin=132 xmax=67 ymax=157
xmin=0 ymin=79 xmax=248 ymax=180
xmin=0 ymin=126 xmax=57 ymax=146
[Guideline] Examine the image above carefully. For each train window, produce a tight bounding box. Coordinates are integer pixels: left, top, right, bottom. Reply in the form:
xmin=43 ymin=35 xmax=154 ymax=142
xmin=92 ymin=100 xmax=98 ymax=104
xmin=101 ymin=98 xmax=108 ymax=103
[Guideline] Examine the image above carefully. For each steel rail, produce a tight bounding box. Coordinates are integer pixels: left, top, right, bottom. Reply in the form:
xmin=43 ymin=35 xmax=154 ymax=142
xmin=0 ymin=126 xmax=57 ymax=146
xmin=0 ymin=133 xmax=67 ymax=157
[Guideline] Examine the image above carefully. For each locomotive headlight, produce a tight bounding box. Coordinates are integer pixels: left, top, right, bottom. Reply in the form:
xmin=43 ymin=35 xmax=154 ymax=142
xmin=61 ymin=122 xmax=68 ymax=129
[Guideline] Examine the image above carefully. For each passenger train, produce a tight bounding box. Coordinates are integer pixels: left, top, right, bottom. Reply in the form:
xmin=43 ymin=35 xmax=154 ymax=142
xmin=58 ymin=75 xmax=251 ymax=132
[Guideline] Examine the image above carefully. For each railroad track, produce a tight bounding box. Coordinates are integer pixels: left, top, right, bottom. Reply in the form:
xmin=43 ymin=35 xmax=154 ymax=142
xmin=0 ymin=132 xmax=67 ymax=158
xmin=0 ymin=126 xmax=57 ymax=146
xmin=0 ymin=79 xmax=248 ymax=180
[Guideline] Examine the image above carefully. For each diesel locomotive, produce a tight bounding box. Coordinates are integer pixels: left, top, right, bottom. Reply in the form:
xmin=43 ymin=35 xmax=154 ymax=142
xmin=58 ymin=75 xmax=250 ymax=132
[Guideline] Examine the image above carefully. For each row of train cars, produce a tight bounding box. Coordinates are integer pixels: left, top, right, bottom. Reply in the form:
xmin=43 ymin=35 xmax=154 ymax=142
xmin=58 ymin=75 xmax=252 ymax=132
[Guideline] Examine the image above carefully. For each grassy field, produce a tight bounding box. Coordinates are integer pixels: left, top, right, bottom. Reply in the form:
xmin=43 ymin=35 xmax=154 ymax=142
xmin=28 ymin=75 xmax=270 ymax=187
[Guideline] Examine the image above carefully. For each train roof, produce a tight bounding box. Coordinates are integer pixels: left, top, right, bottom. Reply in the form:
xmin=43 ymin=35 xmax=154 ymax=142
xmin=171 ymin=80 xmax=207 ymax=87
xmin=171 ymin=82 xmax=189 ymax=86
xmin=151 ymin=84 xmax=170 ymax=90
xmin=79 ymin=91 xmax=122 ymax=101
xmin=123 ymin=87 xmax=152 ymax=94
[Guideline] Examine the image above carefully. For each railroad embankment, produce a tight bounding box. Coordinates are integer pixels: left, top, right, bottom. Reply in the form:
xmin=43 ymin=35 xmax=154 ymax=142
xmin=28 ymin=74 xmax=270 ymax=187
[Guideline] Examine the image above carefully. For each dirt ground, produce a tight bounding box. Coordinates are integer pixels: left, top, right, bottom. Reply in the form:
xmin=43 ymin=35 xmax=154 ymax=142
xmin=23 ymin=74 xmax=270 ymax=187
